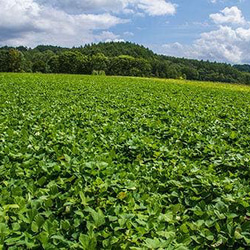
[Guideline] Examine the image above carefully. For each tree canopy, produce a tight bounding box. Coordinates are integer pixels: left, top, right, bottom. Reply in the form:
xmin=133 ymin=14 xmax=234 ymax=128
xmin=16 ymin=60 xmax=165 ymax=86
xmin=0 ymin=42 xmax=249 ymax=84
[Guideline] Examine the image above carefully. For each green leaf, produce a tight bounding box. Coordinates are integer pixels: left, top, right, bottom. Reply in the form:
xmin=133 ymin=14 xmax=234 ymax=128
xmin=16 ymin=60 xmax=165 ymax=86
xmin=3 ymin=204 xmax=19 ymax=210
xmin=79 ymin=191 xmax=89 ymax=206
xmin=180 ymin=224 xmax=189 ymax=234
xmin=144 ymin=238 xmax=168 ymax=249
xmin=85 ymin=207 xmax=105 ymax=228
xmin=31 ymin=222 xmax=39 ymax=233
xmin=117 ymin=192 xmax=127 ymax=200
xmin=79 ymin=234 xmax=97 ymax=250
xmin=235 ymin=230 xmax=243 ymax=240
xmin=0 ymin=223 xmax=9 ymax=241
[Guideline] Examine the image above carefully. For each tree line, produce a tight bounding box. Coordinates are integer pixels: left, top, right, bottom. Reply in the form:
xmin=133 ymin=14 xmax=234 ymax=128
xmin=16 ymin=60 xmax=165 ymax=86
xmin=0 ymin=42 xmax=250 ymax=84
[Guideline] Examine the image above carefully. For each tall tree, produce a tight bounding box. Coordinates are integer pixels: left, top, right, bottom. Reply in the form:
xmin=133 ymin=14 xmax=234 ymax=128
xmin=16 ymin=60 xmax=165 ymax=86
xmin=8 ymin=49 xmax=24 ymax=72
xmin=0 ymin=50 xmax=9 ymax=72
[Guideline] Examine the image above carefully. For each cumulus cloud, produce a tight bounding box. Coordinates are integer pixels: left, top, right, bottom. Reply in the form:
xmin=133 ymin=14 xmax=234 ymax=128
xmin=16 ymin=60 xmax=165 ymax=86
xmin=161 ymin=6 xmax=250 ymax=63
xmin=35 ymin=0 xmax=129 ymax=14
xmin=210 ymin=6 xmax=246 ymax=25
xmin=0 ymin=0 xmax=177 ymax=47
xmin=209 ymin=0 xmax=245 ymax=4
xmin=137 ymin=0 xmax=176 ymax=16
xmin=95 ymin=31 xmax=125 ymax=43
xmin=124 ymin=31 xmax=134 ymax=36
xmin=36 ymin=0 xmax=177 ymax=16
xmin=0 ymin=0 xmax=128 ymax=47
xmin=193 ymin=26 xmax=246 ymax=63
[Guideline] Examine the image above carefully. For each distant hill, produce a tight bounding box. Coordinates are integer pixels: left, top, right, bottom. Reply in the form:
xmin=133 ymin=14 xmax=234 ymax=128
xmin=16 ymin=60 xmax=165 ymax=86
xmin=78 ymin=43 xmax=250 ymax=82
xmin=0 ymin=42 xmax=250 ymax=84
xmin=234 ymin=64 xmax=250 ymax=73
xmin=78 ymin=42 xmax=156 ymax=59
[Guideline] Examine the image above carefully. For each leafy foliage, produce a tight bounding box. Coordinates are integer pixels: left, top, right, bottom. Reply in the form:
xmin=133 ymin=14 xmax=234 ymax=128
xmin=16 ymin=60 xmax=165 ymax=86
xmin=234 ymin=64 xmax=250 ymax=73
xmin=0 ymin=73 xmax=250 ymax=249
xmin=0 ymin=42 xmax=250 ymax=84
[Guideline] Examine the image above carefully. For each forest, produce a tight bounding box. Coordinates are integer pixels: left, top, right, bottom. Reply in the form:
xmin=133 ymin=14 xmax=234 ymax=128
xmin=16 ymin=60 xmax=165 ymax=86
xmin=0 ymin=42 xmax=250 ymax=84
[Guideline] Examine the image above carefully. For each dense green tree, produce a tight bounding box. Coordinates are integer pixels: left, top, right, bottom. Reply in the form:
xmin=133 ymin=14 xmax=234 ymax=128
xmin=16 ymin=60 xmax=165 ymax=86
xmin=0 ymin=42 xmax=250 ymax=84
xmin=234 ymin=64 xmax=250 ymax=73
xmin=47 ymin=56 xmax=60 ymax=73
xmin=133 ymin=58 xmax=152 ymax=77
xmin=58 ymin=51 xmax=80 ymax=74
xmin=108 ymin=55 xmax=136 ymax=76
xmin=77 ymin=55 xmax=91 ymax=74
xmin=35 ymin=45 xmax=65 ymax=53
xmin=22 ymin=59 xmax=32 ymax=73
xmin=80 ymin=42 xmax=155 ymax=59
xmin=8 ymin=49 xmax=24 ymax=72
xmin=91 ymin=53 xmax=108 ymax=72
xmin=0 ymin=50 xmax=9 ymax=72
xmin=166 ymin=64 xmax=181 ymax=79
xmin=181 ymin=66 xmax=199 ymax=80
xmin=32 ymin=60 xmax=47 ymax=73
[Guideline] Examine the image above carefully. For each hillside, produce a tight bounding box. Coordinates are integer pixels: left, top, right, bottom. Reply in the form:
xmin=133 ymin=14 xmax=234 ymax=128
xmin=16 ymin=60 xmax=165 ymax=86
xmin=234 ymin=64 xmax=250 ymax=73
xmin=78 ymin=42 xmax=156 ymax=59
xmin=0 ymin=42 xmax=250 ymax=84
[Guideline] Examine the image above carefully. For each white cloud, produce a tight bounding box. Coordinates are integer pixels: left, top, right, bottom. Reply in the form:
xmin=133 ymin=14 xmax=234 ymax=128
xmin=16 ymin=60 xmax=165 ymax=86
xmin=35 ymin=0 xmax=177 ymax=16
xmin=236 ymin=27 xmax=250 ymax=41
xmin=210 ymin=6 xmax=246 ymax=25
xmin=193 ymin=26 xmax=244 ymax=63
xmin=162 ymin=26 xmax=250 ymax=63
xmin=0 ymin=0 xmax=128 ymax=47
xmin=209 ymin=0 xmax=246 ymax=4
xmin=137 ymin=0 xmax=176 ymax=16
xmin=124 ymin=31 xmax=134 ymax=36
xmin=161 ymin=7 xmax=250 ymax=63
xmin=95 ymin=31 xmax=125 ymax=42
xmin=35 ymin=0 xmax=130 ymax=14
xmin=0 ymin=0 xmax=177 ymax=47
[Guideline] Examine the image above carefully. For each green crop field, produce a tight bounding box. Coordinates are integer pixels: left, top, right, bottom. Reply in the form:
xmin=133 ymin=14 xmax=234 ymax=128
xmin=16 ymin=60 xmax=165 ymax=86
xmin=0 ymin=73 xmax=250 ymax=249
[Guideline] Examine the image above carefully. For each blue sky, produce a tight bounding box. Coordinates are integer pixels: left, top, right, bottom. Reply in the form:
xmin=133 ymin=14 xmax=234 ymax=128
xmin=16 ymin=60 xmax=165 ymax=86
xmin=117 ymin=0 xmax=249 ymax=45
xmin=0 ymin=0 xmax=250 ymax=63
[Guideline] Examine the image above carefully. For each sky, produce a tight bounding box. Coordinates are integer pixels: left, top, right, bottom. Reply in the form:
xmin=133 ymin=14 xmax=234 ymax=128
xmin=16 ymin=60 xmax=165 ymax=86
xmin=0 ymin=0 xmax=250 ymax=64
